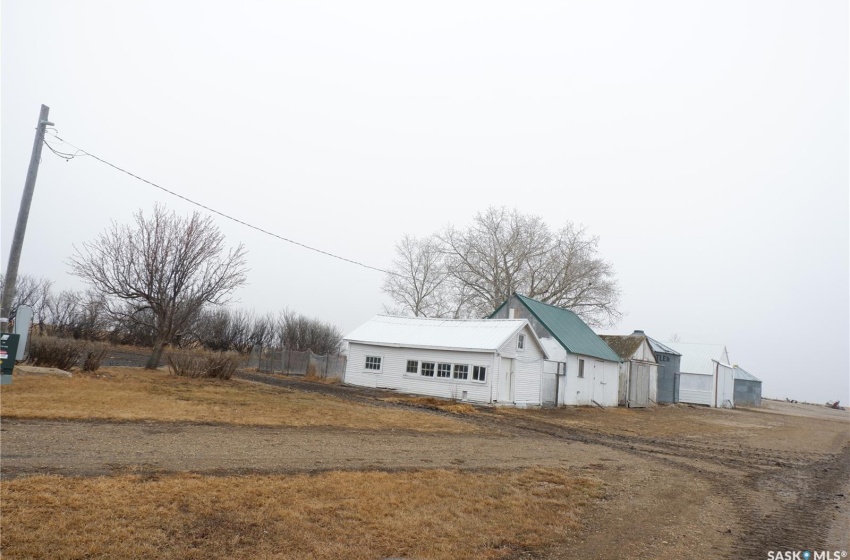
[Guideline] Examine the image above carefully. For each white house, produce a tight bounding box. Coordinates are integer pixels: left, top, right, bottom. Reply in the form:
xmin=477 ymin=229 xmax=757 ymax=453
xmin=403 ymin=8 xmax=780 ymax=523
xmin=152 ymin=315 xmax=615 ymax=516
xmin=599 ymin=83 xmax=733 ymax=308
xmin=343 ymin=315 xmax=549 ymax=407
xmin=665 ymin=342 xmax=734 ymax=407
xmin=598 ymin=331 xmax=659 ymax=407
xmin=489 ymin=294 xmax=621 ymax=407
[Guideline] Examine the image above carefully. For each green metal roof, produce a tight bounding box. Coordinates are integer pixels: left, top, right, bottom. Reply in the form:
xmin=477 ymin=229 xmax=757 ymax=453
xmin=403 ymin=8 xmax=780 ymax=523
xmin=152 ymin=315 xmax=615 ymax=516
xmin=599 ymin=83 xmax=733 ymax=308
xmin=491 ymin=294 xmax=620 ymax=362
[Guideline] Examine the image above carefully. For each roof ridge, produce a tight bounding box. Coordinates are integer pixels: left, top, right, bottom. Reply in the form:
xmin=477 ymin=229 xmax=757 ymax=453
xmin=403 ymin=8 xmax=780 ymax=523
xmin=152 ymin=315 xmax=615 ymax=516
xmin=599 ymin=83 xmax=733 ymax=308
xmin=515 ymin=293 xmax=578 ymax=315
xmin=376 ymin=314 xmax=524 ymax=323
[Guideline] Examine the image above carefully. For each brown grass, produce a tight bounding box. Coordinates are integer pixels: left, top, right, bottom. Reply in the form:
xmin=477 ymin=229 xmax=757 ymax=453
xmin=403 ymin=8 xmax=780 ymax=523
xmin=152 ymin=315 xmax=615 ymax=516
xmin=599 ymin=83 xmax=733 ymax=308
xmin=0 ymin=367 xmax=471 ymax=433
xmin=0 ymin=468 xmax=600 ymax=560
xmin=384 ymin=395 xmax=478 ymax=415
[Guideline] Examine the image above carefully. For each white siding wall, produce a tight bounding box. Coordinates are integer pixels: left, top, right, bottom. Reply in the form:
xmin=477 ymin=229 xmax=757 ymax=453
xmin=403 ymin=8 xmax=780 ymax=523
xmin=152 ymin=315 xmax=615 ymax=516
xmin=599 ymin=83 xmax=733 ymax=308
xmin=679 ymin=372 xmax=714 ymax=406
xmin=649 ymin=364 xmax=658 ymax=403
xmin=559 ymin=353 xmax=619 ymax=407
xmin=496 ymin=325 xmax=546 ymax=406
xmin=634 ymin=340 xmax=656 ymax=362
xmin=716 ymin=363 xmax=735 ymax=407
xmin=618 ymin=361 xmax=629 ymax=406
xmin=345 ymin=342 xmax=498 ymax=404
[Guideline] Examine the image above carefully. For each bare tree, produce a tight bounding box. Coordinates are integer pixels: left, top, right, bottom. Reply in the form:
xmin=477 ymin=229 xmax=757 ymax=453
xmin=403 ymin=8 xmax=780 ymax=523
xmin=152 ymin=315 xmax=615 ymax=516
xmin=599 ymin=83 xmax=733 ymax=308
xmin=278 ymin=308 xmax=343 ymax=356
xmin=382 ymin=235 xmax=450 ymax=317
xmin=0 ymin=273 xmax=53 ymax=329
xmin=384 ymin=207 xmax=622 ymax=327
xmin=70 ymin=205 xmax=248 ymax=368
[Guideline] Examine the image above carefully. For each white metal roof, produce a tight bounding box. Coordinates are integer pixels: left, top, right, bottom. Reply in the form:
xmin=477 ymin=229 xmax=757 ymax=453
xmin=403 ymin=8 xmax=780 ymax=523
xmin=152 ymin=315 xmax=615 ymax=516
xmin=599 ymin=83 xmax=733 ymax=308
xmin=345 ymin=315 xmax=546 ymax=355
xmin=665 ymin=342 xmax=730 ymax=375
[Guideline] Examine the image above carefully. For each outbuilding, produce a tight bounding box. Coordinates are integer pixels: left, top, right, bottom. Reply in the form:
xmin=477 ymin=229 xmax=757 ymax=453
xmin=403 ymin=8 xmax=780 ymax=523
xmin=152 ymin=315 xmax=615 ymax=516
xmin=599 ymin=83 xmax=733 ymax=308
xmin=646 ymin=336 xmax=681 ymax=403
xmin=489 ymin=294 xmax=621 ymax=407
xmin=598 ymin=331 xmax=658 ymax=407
xmin=665 ymin=342 xmax=734 ymax=407
xmin=732 ymin=366 xmax=762 ymax=407
xmin=343 ymin=315 xmax=549 ymax=407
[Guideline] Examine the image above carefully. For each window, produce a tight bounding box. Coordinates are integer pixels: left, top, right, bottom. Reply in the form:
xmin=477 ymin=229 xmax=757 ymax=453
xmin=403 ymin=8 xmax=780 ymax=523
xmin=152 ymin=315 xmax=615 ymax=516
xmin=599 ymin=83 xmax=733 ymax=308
xmin=453 ymin=364 xmax=468 ymax=380
xmin=406 ymin=360 xmax=419 ymax=374
xmin=437 ymin=363 xmax=451 ymax=378
xmin=473 ymin=366 xmax=487 ymax=382
xmin=578 ymin=358 xmax=585 ymax=378
xmin=517 ymin=334 xmax=525 ymax=349
xmin=421 ymin=362 xmax=435 ymax=377
xmin=365 ymin=356 xmax=382 ymax=371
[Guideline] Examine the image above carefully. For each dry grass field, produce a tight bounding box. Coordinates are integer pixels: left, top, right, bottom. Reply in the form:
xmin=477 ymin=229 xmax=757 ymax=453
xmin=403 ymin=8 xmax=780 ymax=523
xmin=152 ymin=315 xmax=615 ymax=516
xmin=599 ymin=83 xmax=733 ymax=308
xmin=2 ymin=370 xmax=848 ymax=559
xmin=1 ymin=468 xmax=600 ymax=560
xmin=0 ymin=367 xmax=472 ymax=433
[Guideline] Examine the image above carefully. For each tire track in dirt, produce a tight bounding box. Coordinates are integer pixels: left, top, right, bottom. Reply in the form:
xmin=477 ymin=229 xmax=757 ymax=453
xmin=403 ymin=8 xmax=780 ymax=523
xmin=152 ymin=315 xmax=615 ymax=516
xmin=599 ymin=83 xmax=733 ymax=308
xmin=239 ymin=372 xmax=850 ymax=556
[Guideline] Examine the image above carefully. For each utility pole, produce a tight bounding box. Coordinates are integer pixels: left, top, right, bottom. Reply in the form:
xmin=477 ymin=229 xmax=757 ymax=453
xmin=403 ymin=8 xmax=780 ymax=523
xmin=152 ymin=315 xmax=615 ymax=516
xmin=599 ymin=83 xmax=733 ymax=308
xmin=1 ymin=104 xmax=52 ymax=332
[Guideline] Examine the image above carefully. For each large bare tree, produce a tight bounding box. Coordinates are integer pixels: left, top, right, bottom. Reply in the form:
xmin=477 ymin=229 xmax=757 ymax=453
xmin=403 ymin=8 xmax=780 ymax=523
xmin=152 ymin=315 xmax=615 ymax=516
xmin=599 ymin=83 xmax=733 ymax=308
xmin=70 ymin=205 xmax=248 ymax=368
xmin=381 ymin=235 xmax=451 ymax=317
xmin=383 ymin=207 xmax=622 ymax=327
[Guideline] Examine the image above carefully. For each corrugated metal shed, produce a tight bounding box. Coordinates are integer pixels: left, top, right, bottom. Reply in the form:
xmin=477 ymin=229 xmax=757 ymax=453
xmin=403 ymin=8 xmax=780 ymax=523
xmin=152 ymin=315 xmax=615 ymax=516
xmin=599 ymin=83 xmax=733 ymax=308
xmin=646 ymin=337 xmax=681 ymax=356
xmin=491 ymin=294 xmax=620 ymax=362
xmin=665 ymin=342 xmax=729 ymax=375
xmin=344 ymin=315 xmax=546 ymax=355
xmin=732 ymin=366 xmax=761 ymax=382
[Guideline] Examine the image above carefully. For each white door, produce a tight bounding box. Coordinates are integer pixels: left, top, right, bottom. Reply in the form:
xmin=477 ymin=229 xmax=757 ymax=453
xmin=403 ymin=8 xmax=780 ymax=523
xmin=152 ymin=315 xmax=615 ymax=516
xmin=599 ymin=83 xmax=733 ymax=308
xmin=593 ymin=360 xmax=605 ymax=404
xmin=499 ymin=357 xmax=514 ymax=403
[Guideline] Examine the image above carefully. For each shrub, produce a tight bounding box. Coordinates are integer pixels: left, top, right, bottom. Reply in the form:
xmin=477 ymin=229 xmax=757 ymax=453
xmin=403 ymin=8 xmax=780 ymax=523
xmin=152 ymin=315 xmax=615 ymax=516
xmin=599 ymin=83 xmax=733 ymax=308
xmin=166 ymin=349 xmax=241 ymax=380
xmin=27 ymin=336 xmax=85 ymax=370
xmin=81 ymin=343 xmax=109 ymax=372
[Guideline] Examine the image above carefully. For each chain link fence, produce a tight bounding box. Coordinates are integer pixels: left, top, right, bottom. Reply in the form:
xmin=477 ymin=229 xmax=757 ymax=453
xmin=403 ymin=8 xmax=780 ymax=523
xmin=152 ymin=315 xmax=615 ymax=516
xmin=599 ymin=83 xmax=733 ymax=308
xmin=251 ymin=346 xmax=347 ymax=380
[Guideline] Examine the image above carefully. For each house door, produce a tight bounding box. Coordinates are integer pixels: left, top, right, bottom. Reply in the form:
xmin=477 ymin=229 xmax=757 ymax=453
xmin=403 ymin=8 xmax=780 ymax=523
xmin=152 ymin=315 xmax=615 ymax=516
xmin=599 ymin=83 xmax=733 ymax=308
xmin=499 ymin=357 xmax=514 ymax=403
xmin=628 ymin=362 xmax=650 ymax=407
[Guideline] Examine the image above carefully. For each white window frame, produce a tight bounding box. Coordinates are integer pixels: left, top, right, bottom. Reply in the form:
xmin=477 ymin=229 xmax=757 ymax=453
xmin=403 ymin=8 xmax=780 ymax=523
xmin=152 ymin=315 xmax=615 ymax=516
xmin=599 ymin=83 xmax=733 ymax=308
xmin=472 ymin=365 xmax=487 ymax=383
xmin=436 ymin=363 xmax=451 ymax=378
xmin=420 ymin=362 xmax=435 ymax=377
xmin=452 ymin=364 xmax=469 ymax=380
xmin=365 ymin=355 xmax=382 ymax=372
xmin=517 ymin=334 xmax=525 ymax=350
xmin=406 ymin=360 xmax=419 ymax=374
xmin=578 ymin=358 xmax=585 ymax=378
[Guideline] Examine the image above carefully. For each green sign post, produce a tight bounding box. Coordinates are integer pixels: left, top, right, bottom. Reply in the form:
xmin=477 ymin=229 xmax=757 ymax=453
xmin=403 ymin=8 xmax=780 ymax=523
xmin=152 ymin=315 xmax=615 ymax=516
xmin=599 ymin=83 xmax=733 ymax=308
xmin=1 ymin=333 xmax=20 ymax=385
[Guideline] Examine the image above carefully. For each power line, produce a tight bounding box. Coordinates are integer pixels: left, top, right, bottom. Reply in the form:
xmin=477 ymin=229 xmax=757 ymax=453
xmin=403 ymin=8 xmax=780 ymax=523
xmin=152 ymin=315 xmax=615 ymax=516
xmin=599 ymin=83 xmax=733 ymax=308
xmin=43 ymin=131 xmax=394 ymax=276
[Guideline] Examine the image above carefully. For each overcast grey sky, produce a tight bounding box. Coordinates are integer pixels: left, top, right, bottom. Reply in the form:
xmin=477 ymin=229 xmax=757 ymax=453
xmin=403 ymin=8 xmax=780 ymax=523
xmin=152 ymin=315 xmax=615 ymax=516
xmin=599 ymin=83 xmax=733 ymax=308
xmin=2 ymin=1 xmax=847 ymax=403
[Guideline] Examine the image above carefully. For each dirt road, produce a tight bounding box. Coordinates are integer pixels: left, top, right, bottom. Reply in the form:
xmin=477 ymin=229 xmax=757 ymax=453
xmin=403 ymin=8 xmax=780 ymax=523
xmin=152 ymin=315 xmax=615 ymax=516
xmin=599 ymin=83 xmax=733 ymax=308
xmin=2 ymin=373 xmax=848 ymax=558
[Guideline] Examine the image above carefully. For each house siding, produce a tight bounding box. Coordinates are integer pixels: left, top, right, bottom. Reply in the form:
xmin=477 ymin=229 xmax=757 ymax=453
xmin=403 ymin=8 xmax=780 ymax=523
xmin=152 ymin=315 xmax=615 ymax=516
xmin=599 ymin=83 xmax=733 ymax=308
xmin=496 ymin=325 xmax=546 ymax=406
xmin=559 ymin=353 xmax=619 ymax=407
xmin=345 ymin=342 xmax=497 ymax=403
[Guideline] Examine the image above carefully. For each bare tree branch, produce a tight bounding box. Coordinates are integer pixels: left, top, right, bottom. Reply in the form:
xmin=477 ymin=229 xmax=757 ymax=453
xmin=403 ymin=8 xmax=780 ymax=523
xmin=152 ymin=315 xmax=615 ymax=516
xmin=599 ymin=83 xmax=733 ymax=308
xmin=69 ymin=205 xmax=249 ymax=368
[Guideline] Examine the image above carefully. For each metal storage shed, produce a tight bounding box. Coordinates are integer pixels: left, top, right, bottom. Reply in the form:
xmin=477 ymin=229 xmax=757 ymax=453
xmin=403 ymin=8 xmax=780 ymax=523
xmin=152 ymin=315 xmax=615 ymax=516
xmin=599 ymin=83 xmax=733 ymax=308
xmin=665 ymin=342 xmax=732 ymax=407
xmin=732 ymin=366 xmax=762 ymax=407
xmin=646 ymin=336 xmax=681 ymax=404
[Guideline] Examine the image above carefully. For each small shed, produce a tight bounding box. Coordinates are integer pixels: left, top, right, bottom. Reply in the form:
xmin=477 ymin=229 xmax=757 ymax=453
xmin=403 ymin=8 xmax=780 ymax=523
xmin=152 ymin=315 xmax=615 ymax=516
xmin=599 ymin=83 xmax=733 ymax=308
xmin=646 ymin=336 xmax=681 ymax=403
xmin=343 ymin=315 xmax=548 ymax=407
xmin=489 ymin=294 xmax=621 ymax=407
xmin=732 ymin=366 xmax=762 ymax=407
xmin=666 ymin=342 xmax=733 ymax=407
xmin=598 ymin=331 xmax=658 ymax=407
